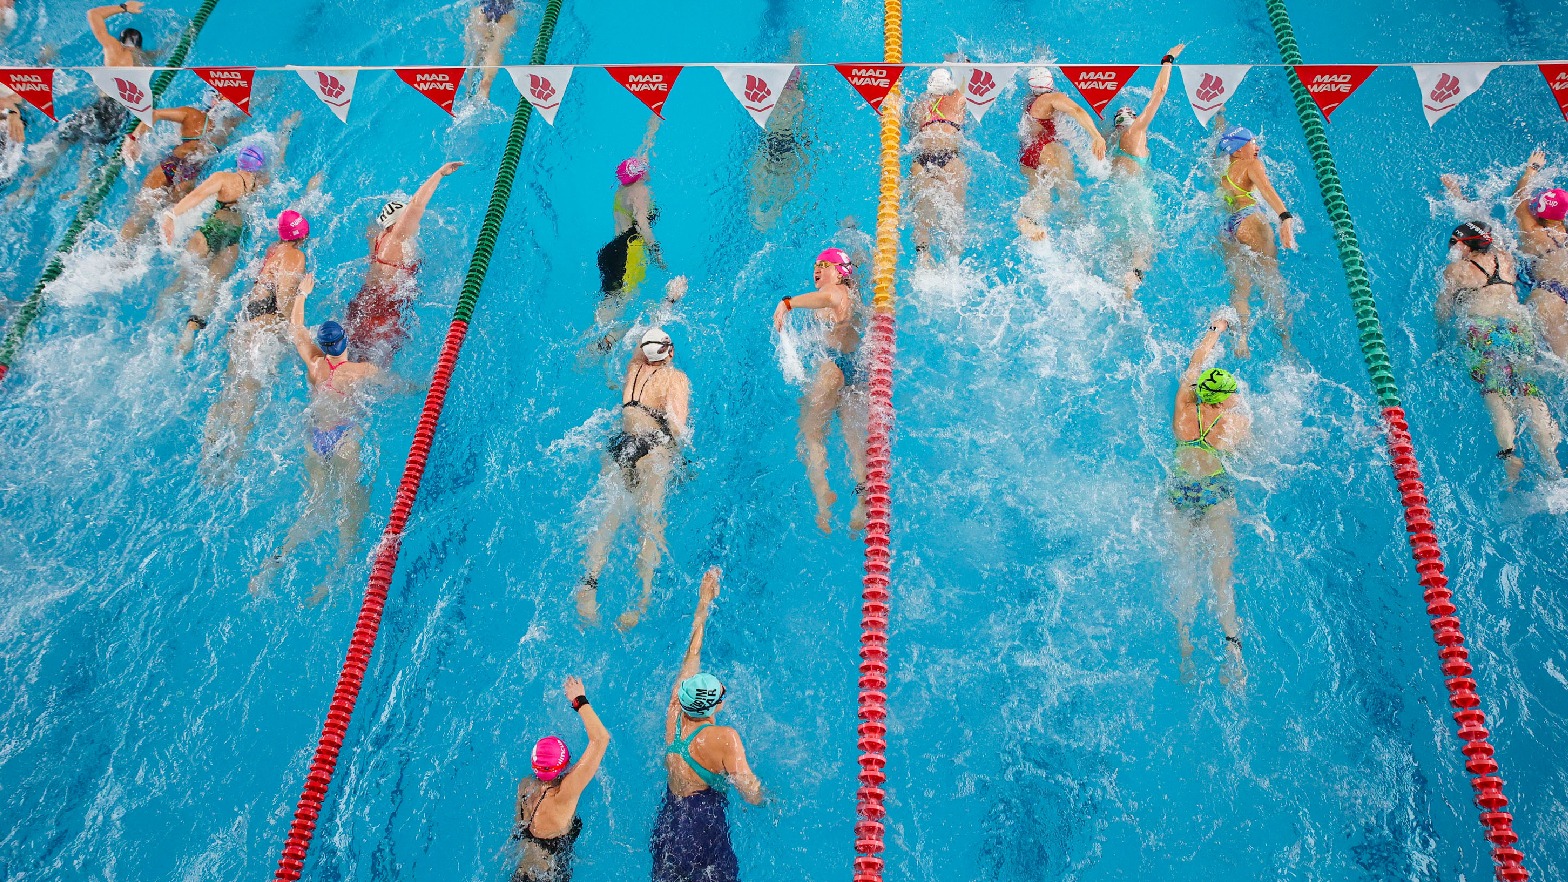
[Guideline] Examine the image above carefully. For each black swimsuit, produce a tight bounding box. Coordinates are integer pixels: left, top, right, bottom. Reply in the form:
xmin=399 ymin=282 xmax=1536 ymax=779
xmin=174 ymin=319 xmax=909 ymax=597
xmin=1457 ymin=253 xmax=1518 ymax=302
xmin=512 ymin=788 xmax=583 ymax=882
xmin=609 ymin=364 xmax=675 ymax=481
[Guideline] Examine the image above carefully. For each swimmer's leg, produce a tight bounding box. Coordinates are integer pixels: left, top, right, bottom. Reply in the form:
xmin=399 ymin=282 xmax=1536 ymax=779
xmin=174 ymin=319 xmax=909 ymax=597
xmin=1165 ymin=507 xmax=1202 ymax=683
xmin=580 ymin=459 xmax=630 ymax=626
xmin=478 ymin=14 xmax=517 ymax=101
xmin=252 ymin=450 xmax=331 ymax=595
xmin=1480 ymin=392 xmax=1525 ymax=484
xmin=909 ymin=164 xmax=937 ymax=260
xmin=620 ymin=449 xmax=673 ymax=631
xmin=1529 ymin=287 xmax=1568 ymax=361
xmin=1039 ymin=144 xmax=1081 ymax=220
xmin=1521 ymin=396 xmax=1564 ymax=479
xmin=122 ymin=165 xmax=172 ymax=241
xmin=1221 ymin=238 xmax=1255 ymax=359
xmin=799 ymin=364 xmax=843 ymax=534
xmin=839 ymin=384 xmax=870 ymax=531
xmin=333 ymin=437 xmax=369 ymax=573
xmin=1207 ymin=500 xmax=1245 ymax=690
xmin=938 ymin=160 xmax=969 ymax=262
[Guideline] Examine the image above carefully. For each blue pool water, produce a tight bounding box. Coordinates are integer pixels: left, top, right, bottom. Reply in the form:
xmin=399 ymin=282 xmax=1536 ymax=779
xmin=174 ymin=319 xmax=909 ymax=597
xmin=3 ymin=1 xmax=1568 ymax=880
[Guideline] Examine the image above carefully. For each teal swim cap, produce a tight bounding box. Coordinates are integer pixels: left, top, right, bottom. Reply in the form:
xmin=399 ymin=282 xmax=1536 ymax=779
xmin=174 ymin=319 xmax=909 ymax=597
xmin=1197 ymin=368 xmax=1238 ymax=404
xmin=678 ymin=673 xmax=725 ymax=718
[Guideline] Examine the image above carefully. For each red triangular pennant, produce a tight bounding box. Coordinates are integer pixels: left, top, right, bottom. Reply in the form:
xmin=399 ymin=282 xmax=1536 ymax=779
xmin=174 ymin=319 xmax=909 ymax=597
xmin=835 ymin=63 xmax=904 ymax=113
xmin=606 ymin=65 xmax=683 ymax=117
xmin=1293 ymin=65 xmax=1376 ymax=121
xmin=1542 ymin=64 xmax=1568 ymax=123
xmin=1059 ymin=66 xmax=1138 ymax=116
xmin=0 ymin=68 xmax=56 ymax=120
xmin=191 ymin=67 xmax=254 ymax=115
xmin=396 ymin=67 xmax=463 ymax=115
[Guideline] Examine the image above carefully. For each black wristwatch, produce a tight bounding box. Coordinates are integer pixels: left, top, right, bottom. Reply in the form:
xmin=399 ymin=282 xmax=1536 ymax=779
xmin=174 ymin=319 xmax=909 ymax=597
xmin=571 ymin=695 xmax=589 ymax=711
xmin=1279 ymin=211 xmax=1295 ymax=222
xmin=1161 ymin=55 xmax=1175 ymax=65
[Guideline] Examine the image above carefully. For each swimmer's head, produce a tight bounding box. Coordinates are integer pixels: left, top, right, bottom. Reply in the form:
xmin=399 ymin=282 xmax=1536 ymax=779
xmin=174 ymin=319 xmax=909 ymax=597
xmin=1531 ymin=188 xmax=1568 ymax=222
xmin=616 ymin=157 xmax=649 ymax=187
xmin=1218 ymin=125 xmax=1255 ymax=156
xmin=376 ymin=200 xmax=407 ymax=229
xmin=926 ymin=68 xmax=958 ymax=96
xmin=1113 ymin=106 xmax=1137 ymax=129
xmin=677 ymin=673 xmax=725 ymax=718
xmin=119 ymin=28 xmax=143 ymax=49
xmin=1197 ymin=368 xmax=1238 ymax=404
xmin=1027 ymin=67 xmax=1056 ymax=94
xmin=316 ymin=321 xmax=347 ymax=357
xmin=814 ymin=247 xmax=853 ymax=285
xmin=236 ymin=145 xmax=266 ymax=172
xmin=531 ymin=735 xmax=571 ymax=781
xmin=278 ymin=209 xmax=310 ymax=242
xmin=639 ymin=327 xmax=672 ymax=363
xmin=1450 ymin=220 xmax=1493 ymax=252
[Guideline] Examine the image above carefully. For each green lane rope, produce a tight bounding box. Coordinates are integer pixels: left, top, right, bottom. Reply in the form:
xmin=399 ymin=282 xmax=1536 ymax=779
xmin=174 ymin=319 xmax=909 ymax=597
xmin=1261 ymin=0 xmax=1399 ymax=408
xmin=0 ymin=0 xmax=223 ymax=379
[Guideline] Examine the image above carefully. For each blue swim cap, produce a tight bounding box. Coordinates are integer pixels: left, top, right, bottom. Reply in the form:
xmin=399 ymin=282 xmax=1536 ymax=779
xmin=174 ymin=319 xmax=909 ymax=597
xmin=1218 ymin=125 xmax=1255 ymax=155
xmin=316 ymin=321 xmax=347 ymax=357
xmin=678 ymin=673 xmax=725 ymax=718
xmin=236 ymin=145 xmax=266 ymax=171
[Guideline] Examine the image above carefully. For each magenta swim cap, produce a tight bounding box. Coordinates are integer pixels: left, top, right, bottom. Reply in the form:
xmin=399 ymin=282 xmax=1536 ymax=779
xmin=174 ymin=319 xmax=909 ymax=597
xmin=616 ymin=157 xmax=648 ymax=186
xmin=1531 ymin=188 xmax=1568 ymax=222
xmin=277 ymin=210 xmax=309 ymax=242
xmin=816 ymin=247 xmax=853 ymax=278
xmin=531 ymin=735 xmax=571 ymax=781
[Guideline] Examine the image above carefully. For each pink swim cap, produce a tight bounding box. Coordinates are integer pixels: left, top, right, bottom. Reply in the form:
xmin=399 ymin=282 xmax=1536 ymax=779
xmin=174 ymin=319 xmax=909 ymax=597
xmin=815 ymin=247 xmax=853 ymax=278
xmin=1531 ymin=188 xmax=1568 ymax=222
xmin=531 ymin=735 xmax=571 ymax=781
xmin=277 ymin=210 xmax=309 ymax=242
xmin=616 ymin=157 xmax=649 ymax=186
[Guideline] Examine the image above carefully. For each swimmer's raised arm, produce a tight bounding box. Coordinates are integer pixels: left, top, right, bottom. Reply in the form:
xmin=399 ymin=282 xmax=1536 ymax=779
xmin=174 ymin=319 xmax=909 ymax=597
xmin=555 ymin=676 xmax=610 ymax=802
xmin=288 ymin=275 xmax=321 ymax=364
xmin=1182 ymin=317 xmax=1230 ymax=384
xmin=772 ymin=290 xmax=833 ymax=330
xmin=1245 ymin=158 xmax=1296 ymax=250
xmin=88 ymin=3 xmax=142 ymax=53
xmin=666 ymin=372 xmax=692 ymax=442
xmin=160 ymin=173 xmax=224 ymax=242
xmin=666 ymin=568 xmax=721 ymax=743
xmin=1135 ymin=44 xmax=1184 ymax=129
xmin=393 ymin=161 xmax=464 ymax=238
xmin=1514 ymin=150 xmax=1547 ymax=231
xmin=1048 ymin=93 xmax=1106 ymax=159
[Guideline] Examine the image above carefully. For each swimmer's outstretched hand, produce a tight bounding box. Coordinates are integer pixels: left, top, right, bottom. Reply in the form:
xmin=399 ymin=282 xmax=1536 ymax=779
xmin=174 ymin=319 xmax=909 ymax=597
xmin=1165 ymin=43 xmax=1186 ymax=60
xmin=158 ymin=210 xmax=175 ymax=245
xmin=698 ymin=567 xmax=721 ymax=604
xmin=437 ymin=161 xmax=464 ymax=176
xmin=564 ymin=675 xmax=586 ymax=704
xmin=121 ymin=1 xmax=145 ymax=13
xmin=1280 ymin=222 xmax=1298 ymax=252
xmin=665 ymin=276 xmax=688 ymax=304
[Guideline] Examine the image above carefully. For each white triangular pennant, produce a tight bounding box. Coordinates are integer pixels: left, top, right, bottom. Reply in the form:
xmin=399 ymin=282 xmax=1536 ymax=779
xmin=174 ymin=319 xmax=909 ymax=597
xmin=506 ymin=65 xmax=573 ymax=125
xmin=1180 ymin=64 xmax=1251 ymax=127
xmin=964 ymin=65 xmax=1016 ymax=122
xmin=1412 ymin=63 xmax=1498 ymax=127
xmin=293 ymin=67 xmax=357 ymax=122
xmin=86 ymin=67 xmax=154 ymax=126
xmin=716 ymin=64 xmax=796 ymax=128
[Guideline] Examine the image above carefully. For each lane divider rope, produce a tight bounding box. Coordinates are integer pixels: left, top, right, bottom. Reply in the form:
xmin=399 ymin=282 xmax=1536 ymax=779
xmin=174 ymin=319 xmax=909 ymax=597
xmin=852 ymin=0 xmax=901 ymax=878
xmin=0 ymin=0 xmax=223 ymax=383
xmin=1263 ymin=1 xmax=1530 ymax=879
xmin=268 ymin=1 xmax=565 ymax=878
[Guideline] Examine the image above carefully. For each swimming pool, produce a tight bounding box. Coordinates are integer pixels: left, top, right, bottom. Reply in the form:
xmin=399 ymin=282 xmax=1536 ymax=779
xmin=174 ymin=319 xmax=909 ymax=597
xmin=3 ymin=0 xmax=1568 ymax=880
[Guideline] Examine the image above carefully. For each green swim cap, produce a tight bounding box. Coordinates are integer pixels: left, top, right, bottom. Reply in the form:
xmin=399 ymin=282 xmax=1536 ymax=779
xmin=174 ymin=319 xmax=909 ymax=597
xmin=1197 ymin=368 xmax=1238 ymax=404
xmin=678 ymin=673 xmax=726 ymax=718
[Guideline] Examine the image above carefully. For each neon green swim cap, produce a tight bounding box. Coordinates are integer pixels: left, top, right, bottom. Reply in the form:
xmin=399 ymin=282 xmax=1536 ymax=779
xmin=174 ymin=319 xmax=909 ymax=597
xmin=1197 ymin=368 xmax=1238 ymax=404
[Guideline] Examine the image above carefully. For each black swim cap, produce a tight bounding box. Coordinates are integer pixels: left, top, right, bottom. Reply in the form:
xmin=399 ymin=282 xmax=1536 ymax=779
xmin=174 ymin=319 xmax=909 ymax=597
xmin=1450 ymin=221 xmax=1492 ymax=251
xmin=119 ymin=28 xmax=143 ymax=49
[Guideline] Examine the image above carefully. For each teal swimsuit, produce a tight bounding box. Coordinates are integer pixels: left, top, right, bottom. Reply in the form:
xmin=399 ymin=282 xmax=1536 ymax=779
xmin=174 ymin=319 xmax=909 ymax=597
xmin=667 ymin=720 xmax=728 ymax=791
xmin=1168 ymin=398 xmax=1236 ymax=516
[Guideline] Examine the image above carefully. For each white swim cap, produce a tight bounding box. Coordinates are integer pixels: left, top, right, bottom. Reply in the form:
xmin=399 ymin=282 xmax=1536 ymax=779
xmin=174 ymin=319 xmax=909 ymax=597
xmin=640 ymin=327 xmax=672 ymax=362
xmin=927 ymin=68 xmax=957 ymax=96
xmin=1028 ymin=67 xmax=1056 ymax=93
xmin=377 ymin=200 xmax=407 ymax=229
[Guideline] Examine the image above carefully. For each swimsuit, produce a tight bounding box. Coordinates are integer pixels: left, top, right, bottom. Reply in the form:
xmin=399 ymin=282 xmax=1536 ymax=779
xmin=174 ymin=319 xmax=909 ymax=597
xmin=308 ymin=360 xmax=358 ymax=458
xmin=609 ymin=363 xmax=676 ymax=483
xmin=1464 ymin=315 xmax=1540 ymax=398
xmin=913 ymin=149 xmax=960 ymax=169
xmin=1530 ymin=229 xmax=1568 ymax=302
xmin=156 ymin=115 xmax=212 ymax=185
xmin=651 ymin=720 xmax=737 ymax=882
xmin=596 ymin=196 xmax=659 ymax=297
xmin=242 ymin=244 xmax=286 ymax=320
xmin=1168 ymin=399 xmax=1235 ymax=517
xmin=1018 ymin=95 xmax=1058 ymax=170
xmin=1110 ymin=141 xmax=1150 ymax=166
xmin=345 ymin=231 xmax=421 ymax=366
xmin=56 ymin=96 xmax=127 ymax=147
xmin=511 ymin=785 xmax=583 ymax=882
xmin=480 ymin=0 xmax=516 ymax=22
xmin=830 ymin=347 xmax=864 ymax=387
xmin=1219 ymin=172 xmax=1260 ymax=238
xmin=197 ymin=172 xmax=256 ymax=252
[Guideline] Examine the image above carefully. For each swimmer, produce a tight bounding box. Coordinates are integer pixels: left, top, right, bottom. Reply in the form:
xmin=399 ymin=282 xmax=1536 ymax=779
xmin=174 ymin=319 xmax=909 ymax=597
xmin=202 ymin=210 xmax=312 ymax=478
xmin=1104 ymin=44 xmax=1184 ymax=298
xmin=16 ymin=3 xmax=145 ymax=198
xmin=252 ymin=278 xmax=387 ymax=598
xmin=0 ymin=84 xmax=24 ymax=172
xmin=907 ymin=66 xmax=968 ymax=266
xmin=771 ymin=248 xmax=869 ymax=533
xmin=512 ymin=676 xmax=609 ymax=882
xmin=577 ymin=327 xmax=691 ymax=630
xmin=593 ymin=157 xmax=663 ymax=333
xmin=160 ymin=112 xmax=301 ymax=352
xmin=463 ymin=0 xmax=518 ymax=103
xmin=344 ymin=160 xmax=464 ymax=366
xmin=1017 ymin=66 xmax=1106 ymax=227
xmin=1438 ymin=221 xmax=1563 ymax=484
xmin=1167 ymin=315 xmax=1250 ymax=688
xmin=748 ymin=32 xmax=811 ymax=231
xmin=1512 ymin=151 xmax=1568 ymax=360
xmin=1213 ymin=122 xmax=1298 ymax=358
xmin=121 ymin=94 xmax=238 ymax=240
xmin=651 ymin=568 xmax=764 ymax=882
xmin=0 ymin=0 xmax=16 ymax=37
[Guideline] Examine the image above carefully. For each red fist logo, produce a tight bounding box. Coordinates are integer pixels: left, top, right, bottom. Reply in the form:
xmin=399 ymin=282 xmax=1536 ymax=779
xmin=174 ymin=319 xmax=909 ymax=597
xmin=969 ymin=68 xmax=995 ymax=97
xmin=744 ymin=74 xmax=772 ymax=104
xmin=318 ymin=72 xmax=345 ymax=99
xmin=529 ymin=74 xmax=555 ymax=102
xmin=1429 ymin=72 xmax=1461 ymax=103
xmin=114 ymin=77 xmax=145 ymax=105
xmin=1196 ymin=73 xmax=1225 ymax=102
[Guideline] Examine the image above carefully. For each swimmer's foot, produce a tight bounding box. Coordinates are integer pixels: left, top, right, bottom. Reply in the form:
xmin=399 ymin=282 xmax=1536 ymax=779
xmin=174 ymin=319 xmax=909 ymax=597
xmin=308 ymin=583 xmax=332 ymax=606
xmin=1178 ymin=632 xmax=1196 ymax=685
xmin=615 ymin=608 xmax=643 ymax=632
xmin=1220 ymin=634 xmax=1247 ymax=692
xmin=1500 ymin=449 xmax=1525 ymax=487
xmin=575 ymin=576 xmax=601 ymax=628
xmin=849 ymin=482 xmax=868 ymax=531
xmin=249 ymin=556 xmax=282 ymax=597
xmin=1233 ymin=333 xmax=1251 ymax=360
xmin=176 ymin=316 xmax=204 ymax=357
xmin=815 ymin=491 xmax=836 ymax=535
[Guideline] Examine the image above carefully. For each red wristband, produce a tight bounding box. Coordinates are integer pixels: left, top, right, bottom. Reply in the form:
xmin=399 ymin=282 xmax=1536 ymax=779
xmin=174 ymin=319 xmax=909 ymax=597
xmin=571 ymin=695 xmax=589 ymax=711
xmin=783 ymin=297 xmax=793 ymax=311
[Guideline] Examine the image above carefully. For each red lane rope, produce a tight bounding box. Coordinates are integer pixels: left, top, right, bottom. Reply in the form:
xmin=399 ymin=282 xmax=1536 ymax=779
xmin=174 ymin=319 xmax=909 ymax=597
xmin=853 ymin=311 xmax=895 ymax=882
xmin=272 ymin=321 xmax=468 ymax=881
xmin=1383 ymin=406 xmax=1529 ymax=881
